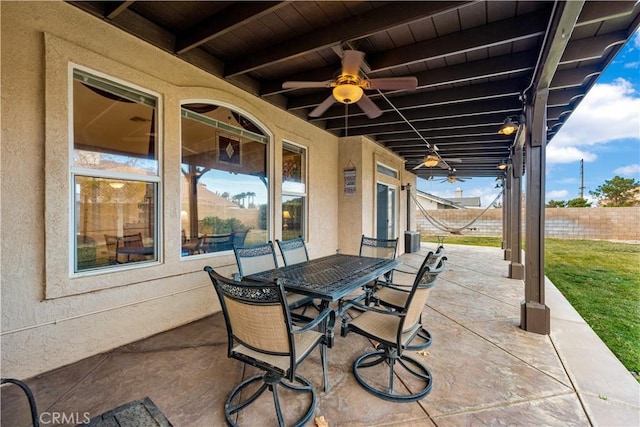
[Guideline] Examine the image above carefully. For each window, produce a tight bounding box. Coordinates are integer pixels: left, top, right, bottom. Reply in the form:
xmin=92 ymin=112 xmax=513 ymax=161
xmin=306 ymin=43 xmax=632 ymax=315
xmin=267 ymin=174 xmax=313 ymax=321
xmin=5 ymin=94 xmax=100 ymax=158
xmin=377 ymin=163 xmax=398 ymax=179
xmin=72 ymin=69 xmax=159 ymax=272
xmin=282 ymin=142 xmax=306 ymax=240
xmin=180 ymin=103 xmax=269 ymax=256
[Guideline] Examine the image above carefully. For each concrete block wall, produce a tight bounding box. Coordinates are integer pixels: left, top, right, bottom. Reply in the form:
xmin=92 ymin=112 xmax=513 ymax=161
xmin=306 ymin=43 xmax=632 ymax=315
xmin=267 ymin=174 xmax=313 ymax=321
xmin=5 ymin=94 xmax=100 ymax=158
xmin=416 ymin=207 xmax=640 ymax=241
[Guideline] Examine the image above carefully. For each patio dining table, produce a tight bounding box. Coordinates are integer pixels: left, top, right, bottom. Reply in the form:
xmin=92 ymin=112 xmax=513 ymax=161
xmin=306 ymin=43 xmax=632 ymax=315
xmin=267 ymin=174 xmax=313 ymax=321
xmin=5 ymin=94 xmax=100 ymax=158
xmin=247 ymin=253 xmax=401 ymax=391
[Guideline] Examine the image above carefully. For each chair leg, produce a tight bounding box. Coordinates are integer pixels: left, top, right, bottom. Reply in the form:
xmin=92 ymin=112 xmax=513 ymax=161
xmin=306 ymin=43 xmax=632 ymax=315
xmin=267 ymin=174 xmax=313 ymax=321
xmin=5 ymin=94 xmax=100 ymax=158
xmin=225 ymin=372 xmax=316 ymax=427
xmin=352 ymin=346 xmax=433 ymax=402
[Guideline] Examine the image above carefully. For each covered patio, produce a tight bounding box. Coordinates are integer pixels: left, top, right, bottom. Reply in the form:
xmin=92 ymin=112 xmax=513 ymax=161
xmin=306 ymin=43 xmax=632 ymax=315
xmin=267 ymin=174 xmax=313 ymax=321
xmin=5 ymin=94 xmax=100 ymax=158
xmin=2 ymin=244 xmax=637 ymax=426
xmin=2 ymin=2 xmax=640 ymax=424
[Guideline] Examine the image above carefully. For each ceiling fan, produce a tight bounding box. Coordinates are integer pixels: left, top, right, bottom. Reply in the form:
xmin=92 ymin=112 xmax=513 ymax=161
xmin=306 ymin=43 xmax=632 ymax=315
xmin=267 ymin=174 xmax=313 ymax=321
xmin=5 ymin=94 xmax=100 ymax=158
xmin=412 ymin=154 xmax=462 ymax=170
xmin=438 ymin=169 xmax=470 ymax=183
xmin=282 ymin=50 xmax=418 ymax=119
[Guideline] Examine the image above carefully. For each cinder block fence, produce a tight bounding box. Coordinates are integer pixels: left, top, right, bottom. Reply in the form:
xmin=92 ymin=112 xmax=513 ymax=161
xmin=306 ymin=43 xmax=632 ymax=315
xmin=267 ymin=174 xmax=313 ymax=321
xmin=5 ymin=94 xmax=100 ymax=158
xmin=416 ymin=207 xmax=640 ymax=241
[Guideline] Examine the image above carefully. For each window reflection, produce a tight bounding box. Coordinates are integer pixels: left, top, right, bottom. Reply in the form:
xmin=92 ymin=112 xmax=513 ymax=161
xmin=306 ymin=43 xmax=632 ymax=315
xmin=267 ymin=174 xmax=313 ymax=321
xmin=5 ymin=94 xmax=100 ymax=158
xmin=181 ymin=104 xmax=269 ymax=256
xmin=282 ymin=143 xmax=306 ymax=240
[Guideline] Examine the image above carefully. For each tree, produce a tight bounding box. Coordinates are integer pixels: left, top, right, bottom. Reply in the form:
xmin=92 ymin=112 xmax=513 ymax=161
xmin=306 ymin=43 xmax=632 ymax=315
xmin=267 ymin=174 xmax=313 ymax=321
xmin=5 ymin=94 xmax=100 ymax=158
xmin=547 ymin=199 xmax=566 ymax=208
xmin=590 ymin=176 xmax=640 ymax=207
xmin=567 ymin=197 xmax=591 ymax=208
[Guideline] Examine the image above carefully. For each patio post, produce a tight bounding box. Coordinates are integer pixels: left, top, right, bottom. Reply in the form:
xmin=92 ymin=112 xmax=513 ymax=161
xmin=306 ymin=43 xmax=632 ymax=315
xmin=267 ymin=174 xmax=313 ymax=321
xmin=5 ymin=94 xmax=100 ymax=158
xmin=508 ymin=145 xmax=524 ymax=279
xmin=522 ymin=95 xmax=550 ymax=334
xmin=502 ymin=172 xmax=511 ymax=260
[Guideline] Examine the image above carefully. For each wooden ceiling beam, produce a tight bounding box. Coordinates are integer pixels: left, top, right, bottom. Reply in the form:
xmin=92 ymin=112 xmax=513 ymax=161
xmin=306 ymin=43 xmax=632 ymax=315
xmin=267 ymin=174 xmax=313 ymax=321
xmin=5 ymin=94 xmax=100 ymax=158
xmin=224 ymin=1 xmax=468 ymax=77
xmin=176 ymin=2 xmax=286 ymax=54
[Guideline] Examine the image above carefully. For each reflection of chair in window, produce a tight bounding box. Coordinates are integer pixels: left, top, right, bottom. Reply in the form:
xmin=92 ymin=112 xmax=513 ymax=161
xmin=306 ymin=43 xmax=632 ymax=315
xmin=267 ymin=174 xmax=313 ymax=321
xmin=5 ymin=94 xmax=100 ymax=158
xmin=204 ymin=266 xmax=335 ymax=426
xmin=230 ymin=229 xmax=249 ymax=248
xmin=119 ymin=233 xmax=146 ymax=262
xmin=104 ymin=234 xmax=121 ymax=264
xmin=201 ymin=234 xmax=233 ymax=253
xmin=341 ymin=258 xmax=446 ymax=402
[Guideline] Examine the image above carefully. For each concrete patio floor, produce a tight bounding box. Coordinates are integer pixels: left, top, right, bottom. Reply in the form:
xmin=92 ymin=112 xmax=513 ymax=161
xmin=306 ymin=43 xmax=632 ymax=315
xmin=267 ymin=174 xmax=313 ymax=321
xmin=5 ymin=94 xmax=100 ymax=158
xmin=2 ymin=244 xmax=638 ymax=426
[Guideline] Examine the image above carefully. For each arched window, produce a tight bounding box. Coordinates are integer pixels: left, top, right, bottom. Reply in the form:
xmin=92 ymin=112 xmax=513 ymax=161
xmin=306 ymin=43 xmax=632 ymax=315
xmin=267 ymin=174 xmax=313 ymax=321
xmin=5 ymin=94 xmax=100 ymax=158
xmin=180 ymin=103 xmax=269 ymax=256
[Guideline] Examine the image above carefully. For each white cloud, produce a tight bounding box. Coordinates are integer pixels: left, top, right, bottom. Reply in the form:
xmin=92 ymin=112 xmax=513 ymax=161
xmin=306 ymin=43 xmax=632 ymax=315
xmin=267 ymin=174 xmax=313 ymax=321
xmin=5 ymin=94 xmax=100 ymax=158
xmin=546 ymin=189 xmax=569 ymax=201
xmin=550 ymin=78 xmax=640 ymax=148
xmin=634 ymin=30 xmax=640 ymax=49
xmin=546 ymin=145 xmax=597 ymax=164
xmin=614 ymin=164 xmax=640 ymax=176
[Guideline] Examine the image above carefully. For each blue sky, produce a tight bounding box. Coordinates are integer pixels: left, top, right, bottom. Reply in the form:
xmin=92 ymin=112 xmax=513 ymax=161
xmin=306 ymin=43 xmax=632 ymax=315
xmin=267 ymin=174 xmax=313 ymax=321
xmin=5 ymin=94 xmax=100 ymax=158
xmin=418 ymin=30 xmax=640 ymax=207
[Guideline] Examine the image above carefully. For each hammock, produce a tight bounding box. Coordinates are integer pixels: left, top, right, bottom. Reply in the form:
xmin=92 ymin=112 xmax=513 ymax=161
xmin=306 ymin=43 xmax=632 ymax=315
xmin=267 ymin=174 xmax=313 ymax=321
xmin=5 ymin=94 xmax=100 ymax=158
xmin=411 ymin=190 xmax=503 ymax=234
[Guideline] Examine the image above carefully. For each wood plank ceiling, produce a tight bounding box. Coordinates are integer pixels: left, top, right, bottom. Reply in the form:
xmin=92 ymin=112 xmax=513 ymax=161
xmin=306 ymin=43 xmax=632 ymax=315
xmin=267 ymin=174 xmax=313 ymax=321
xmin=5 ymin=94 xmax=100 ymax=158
xmin=67 ymin=1 xmax=640 ymax=179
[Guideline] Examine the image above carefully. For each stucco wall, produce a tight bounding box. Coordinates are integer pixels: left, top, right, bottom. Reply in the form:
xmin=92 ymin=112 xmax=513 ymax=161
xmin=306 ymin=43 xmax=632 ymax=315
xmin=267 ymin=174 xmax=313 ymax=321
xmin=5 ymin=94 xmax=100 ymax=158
xmin=416 ymin=207 xmax=640 ymax=241
xmin=337 ymin=136 xmax=416 ymax=255
xmin=1 ymin=2 xmax=341 ymax=378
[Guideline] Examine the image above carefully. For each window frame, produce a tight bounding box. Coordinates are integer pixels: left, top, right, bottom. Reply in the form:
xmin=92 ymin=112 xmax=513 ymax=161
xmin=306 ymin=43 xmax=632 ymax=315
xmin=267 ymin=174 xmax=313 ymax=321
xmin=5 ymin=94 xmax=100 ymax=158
xmin=281 ymin=141 xmax=308 ymax=240
xmin=69 ymin=66 xmax=162 ymax=276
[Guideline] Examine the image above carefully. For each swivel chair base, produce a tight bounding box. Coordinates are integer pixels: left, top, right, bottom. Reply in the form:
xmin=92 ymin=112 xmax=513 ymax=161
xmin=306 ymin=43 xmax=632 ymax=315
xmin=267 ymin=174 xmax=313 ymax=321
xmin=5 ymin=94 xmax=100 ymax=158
xmin=353 ymin=346 xmax=432 ymax=402
xmin=225 ymin=371 xmax=316 ymax=427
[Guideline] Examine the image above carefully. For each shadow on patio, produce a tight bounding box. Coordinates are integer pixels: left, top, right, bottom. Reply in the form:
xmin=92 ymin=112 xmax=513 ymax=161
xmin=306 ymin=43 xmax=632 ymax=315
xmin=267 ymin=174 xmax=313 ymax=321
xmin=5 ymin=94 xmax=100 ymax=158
xmin=2 ymin=244 xmax=638 ymax=426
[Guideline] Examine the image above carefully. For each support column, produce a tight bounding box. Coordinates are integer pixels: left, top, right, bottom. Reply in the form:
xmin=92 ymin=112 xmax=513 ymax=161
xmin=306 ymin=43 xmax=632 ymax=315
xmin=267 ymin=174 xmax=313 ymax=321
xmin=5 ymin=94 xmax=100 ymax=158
xmin=502 ymin=173 xmax=511 ymax=260
xmin=509 ymin=146 xmax=524 ymax=279
xmin=521 ymin=94 xmax=550 ymax=334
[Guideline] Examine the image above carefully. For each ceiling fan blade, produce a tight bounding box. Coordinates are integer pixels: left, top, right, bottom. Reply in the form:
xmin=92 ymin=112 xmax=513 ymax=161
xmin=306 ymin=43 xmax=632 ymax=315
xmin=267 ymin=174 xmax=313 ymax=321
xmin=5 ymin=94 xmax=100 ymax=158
xmin=457 ymin=178 xmax=466 ymax=182
xmin=282 ymin=80 xmax=332 ymax=89
xmin=437 ymin=161 xmax=449 ymax=169
xmin=356 ymin=93 xmax=382 ymax=118
xmin=412 ymin=163 xmax=424 ymax=170
xmin=342 ymin=50 xmax=365 ymax=76
xmin=366 ymin=76 xmax=418 ymax=90
xmin=443 ymin=157 xmax=463 ymax=163
xmin=309 ymin=94 xmax=336 ymax=117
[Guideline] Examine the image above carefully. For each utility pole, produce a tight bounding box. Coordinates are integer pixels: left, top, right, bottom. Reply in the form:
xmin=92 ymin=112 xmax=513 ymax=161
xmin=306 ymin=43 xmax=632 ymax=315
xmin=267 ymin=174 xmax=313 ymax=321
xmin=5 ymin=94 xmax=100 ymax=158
xmin=579 ymin=159 xmax=585 ymax=199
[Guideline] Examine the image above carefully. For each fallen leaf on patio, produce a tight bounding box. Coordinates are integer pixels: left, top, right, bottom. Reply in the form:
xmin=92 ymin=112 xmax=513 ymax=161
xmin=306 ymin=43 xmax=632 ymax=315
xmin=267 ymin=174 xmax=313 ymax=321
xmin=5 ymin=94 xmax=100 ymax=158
xmin=315 ymin=415 xmax=329 ymax=427
xmin=418 ymin=350 xmax=430 ymax=356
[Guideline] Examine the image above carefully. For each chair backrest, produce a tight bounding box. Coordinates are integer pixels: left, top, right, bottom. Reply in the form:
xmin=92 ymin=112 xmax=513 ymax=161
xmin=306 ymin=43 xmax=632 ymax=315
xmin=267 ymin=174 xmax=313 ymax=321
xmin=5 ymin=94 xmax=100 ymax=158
xmin=204 ymin=266 xmax=295 ymax=375
xmin=104 ymin=234 xmax=118 ymax=252
xmin=234 ymin=241 xmax=279 ymax=276
xmin=425 ymin=246 xmax=445 ymax=269
xmin=401 ymin=257 xmax=447 ymax=334
xmin=359 ymin=235 xmax=398 ymax=259
xmin=276 ymin=236 xmax=309 ymax=266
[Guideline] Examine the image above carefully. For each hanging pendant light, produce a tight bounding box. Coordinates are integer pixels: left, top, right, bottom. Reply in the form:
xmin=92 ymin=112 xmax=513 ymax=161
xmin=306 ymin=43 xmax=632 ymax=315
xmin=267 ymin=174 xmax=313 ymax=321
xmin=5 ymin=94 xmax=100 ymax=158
xmin=498 ymin=117 xmax=518 ymax=135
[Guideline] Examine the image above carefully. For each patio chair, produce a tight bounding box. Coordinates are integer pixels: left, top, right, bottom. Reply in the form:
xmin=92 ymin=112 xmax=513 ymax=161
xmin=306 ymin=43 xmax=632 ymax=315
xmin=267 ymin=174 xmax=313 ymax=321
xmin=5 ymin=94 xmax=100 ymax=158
xmin=341 ymin=257 xmax=446 ymax=402
xmin=204 ymin=267 xmax=335 ymax=427
xmin=233 ymin=242 xmax=315 ymax=313
xmin=1 ymin=378 xmax=39 ymax=427
xmin=374 ymin=246 xmax=446 ymax=306
xmin=373 ymin=250 xmax=448 ymax=350
xmin=276 ymin=236 xmax=309 ymax=266
xmin=359 ymin=235 xmax=399 ymax=304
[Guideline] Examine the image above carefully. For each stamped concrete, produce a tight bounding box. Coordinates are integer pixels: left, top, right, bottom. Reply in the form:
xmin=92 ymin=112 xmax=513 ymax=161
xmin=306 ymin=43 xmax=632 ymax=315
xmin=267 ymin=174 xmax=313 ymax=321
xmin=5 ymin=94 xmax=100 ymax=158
xmin=1 ymin=244 xmax=638 ymax=426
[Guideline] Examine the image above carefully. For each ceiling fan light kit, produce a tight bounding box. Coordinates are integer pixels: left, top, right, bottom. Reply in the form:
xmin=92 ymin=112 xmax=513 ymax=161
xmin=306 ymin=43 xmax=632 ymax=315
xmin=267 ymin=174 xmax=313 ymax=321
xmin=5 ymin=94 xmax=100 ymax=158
xmin=423 ymin=155 xmax=440 ymax=167
xmin=332 ymin=83 xmax=363 ymax=104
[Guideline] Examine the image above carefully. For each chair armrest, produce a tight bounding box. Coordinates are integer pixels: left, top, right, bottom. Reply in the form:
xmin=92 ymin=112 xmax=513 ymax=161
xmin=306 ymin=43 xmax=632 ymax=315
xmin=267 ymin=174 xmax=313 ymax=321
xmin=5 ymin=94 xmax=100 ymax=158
xmin=292 ymin=308 xmax=336 ymax=348
xmin=343 ymin=298 xmax=405 ymax=317
xmin=292 ymin=308 xmax=334 ymax=333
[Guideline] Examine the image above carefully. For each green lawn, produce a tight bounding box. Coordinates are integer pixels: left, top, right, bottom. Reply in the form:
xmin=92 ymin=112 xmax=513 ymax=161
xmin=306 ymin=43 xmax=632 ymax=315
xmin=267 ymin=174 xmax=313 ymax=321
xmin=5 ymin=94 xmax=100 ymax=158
xmin=422 ymin=235 xmax=640 ymax=378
